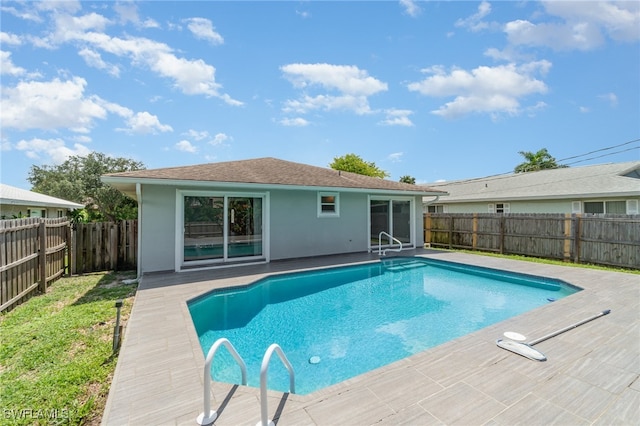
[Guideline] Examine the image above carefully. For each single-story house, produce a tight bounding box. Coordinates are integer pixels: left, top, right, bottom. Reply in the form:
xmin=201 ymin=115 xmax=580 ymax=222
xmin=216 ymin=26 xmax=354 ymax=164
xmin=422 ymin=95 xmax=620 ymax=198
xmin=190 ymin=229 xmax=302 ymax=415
xmin=0 ymin=183 xmax=84 ymax=219
xmin=102 ymin=157 xmax=446 ymax=274
xmin=422 ymin=161 xmax=640 ymax=215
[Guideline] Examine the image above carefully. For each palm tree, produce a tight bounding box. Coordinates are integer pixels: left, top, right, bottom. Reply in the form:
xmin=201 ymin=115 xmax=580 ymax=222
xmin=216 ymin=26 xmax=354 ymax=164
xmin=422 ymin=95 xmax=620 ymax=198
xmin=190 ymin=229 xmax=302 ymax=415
xmin=514 ymin=148 xmax=567 ymax=173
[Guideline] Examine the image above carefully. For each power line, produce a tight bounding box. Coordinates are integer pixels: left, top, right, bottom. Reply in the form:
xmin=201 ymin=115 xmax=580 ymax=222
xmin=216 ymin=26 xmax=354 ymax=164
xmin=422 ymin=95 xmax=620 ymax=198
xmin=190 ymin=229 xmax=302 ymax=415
xmin=562 ymin=146 xmax=640 ymax=166
xmin=427 ymin=138 xmax=639 ymax=186
xmin=558 ymin=138 xmax=640 ymax=162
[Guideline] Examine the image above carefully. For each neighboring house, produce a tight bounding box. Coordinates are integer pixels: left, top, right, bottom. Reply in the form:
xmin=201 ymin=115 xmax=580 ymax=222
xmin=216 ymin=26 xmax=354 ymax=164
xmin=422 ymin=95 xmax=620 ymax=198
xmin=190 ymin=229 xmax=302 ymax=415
xmin=102 ymin=157 xmax=445 ymax=274
xmin=0 ymin=183 xmax=84 ymax=219
xmin=422 ymin=161 xmax=640 ymax=215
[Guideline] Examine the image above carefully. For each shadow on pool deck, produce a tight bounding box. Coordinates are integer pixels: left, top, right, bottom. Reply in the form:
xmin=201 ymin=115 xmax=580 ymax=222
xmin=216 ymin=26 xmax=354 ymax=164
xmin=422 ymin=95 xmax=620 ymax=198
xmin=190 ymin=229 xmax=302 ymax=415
xmin=101 ymin=249 xmax=639 ymax=425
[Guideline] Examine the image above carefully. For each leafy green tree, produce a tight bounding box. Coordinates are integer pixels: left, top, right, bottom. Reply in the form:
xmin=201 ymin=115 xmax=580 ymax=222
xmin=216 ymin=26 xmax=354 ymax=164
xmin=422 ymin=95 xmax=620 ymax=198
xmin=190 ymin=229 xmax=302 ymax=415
xmin=399 ymin=175 xmax=416 ymax=184
xmin=329 ymin=153 xmax=389 ymax=178
xmin=28 ymin=152 xmax=145 ymax=221
xmin=514 ymin=148 xmax=568 ymax=173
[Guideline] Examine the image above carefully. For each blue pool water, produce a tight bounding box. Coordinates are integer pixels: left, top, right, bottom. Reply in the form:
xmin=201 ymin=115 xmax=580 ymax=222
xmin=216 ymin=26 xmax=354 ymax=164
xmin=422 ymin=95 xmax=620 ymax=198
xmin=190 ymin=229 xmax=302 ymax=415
xmin=188 ymin=257 xmax=579 ymax=395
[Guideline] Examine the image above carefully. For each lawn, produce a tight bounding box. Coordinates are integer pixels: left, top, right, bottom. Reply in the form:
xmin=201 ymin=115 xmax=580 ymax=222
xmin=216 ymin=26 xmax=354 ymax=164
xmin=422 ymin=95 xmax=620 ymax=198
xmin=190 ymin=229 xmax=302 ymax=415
xmin=0 ymin=272 xmax=137 ymax=426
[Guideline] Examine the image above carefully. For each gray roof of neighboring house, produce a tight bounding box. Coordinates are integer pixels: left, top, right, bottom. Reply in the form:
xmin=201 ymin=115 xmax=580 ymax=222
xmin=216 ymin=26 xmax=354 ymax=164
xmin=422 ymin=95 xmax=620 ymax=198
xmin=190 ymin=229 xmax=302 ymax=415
xmin=102 ymin=157 xmax=446 ymax=197
xmin=0 ymin=183 xmax=84 ymax=209
xmin=422 ymin=161 xmax=640 ymax=203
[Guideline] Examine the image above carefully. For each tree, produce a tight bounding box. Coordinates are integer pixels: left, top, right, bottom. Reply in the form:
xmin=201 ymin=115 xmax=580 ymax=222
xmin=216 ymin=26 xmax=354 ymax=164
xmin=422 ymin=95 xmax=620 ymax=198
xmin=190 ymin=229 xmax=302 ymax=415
xmin=399 ymin=175 xmax=416 ymax=184
xmin=28 ymin=152 xmax=145 ymax=221
xmin=514 ymin=148 xmax=567 ymax=173
xmin=329 ymin=153 xmax=389 ymax=178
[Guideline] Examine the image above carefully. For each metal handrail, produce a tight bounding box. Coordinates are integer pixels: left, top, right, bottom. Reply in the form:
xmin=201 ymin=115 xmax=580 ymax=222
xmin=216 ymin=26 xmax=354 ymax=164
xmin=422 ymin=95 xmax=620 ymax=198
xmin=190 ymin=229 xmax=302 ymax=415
xmin=197 ymin=338 xmax=247 ymax=425
xmin=378 ymin=231 xmax=403 ymax=256
xmin=256 ymin=343 xmax=295 ymax=426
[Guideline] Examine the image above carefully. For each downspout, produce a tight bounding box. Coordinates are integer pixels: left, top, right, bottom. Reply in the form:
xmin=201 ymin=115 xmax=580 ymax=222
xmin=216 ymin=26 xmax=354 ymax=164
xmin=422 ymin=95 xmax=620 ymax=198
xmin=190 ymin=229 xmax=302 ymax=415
xmin=422 ymin=195 xmax=441 ymax=248
xmin=135 ymin=183 xmax=142 ymax=280
xmin=121 ymin=183 xmax=142 ymax=285
xmin=423 ymin=195 xmax=440 ymax=208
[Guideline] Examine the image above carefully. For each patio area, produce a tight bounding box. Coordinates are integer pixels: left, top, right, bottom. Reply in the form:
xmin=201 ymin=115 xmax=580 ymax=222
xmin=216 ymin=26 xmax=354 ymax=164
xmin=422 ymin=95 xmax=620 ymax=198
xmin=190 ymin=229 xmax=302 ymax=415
xmin=101 ymin=249 xmax=639 ymax=425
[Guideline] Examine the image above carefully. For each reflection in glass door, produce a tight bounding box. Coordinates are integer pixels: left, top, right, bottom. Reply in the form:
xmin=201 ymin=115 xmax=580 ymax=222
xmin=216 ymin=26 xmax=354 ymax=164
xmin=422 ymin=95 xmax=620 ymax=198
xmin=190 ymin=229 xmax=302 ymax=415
xmin=392 ymin=201 xmax=411 ymax=244
xmin=183 ymin=196 xmax=224 ymax=261
xmin=228 ymin=197 xmax=263 ymax=258
xmin=370 ymin=199 xmax=412 ymax=250
xmin=183 ymin=195 xmax=263 ymax=264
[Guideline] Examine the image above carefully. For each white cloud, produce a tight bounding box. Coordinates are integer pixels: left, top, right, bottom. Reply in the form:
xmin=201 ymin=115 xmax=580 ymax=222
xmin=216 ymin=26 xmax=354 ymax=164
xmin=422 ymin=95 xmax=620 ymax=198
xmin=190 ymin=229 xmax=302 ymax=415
xmin=114 ymin=1 xmax=159 ymax=28
xmin=78 ymin=48 xmax=120 ymax=77
xmin=580 ymin=106 xmax=590 ymax=113
xmin=26 ymin=8 xmax=241 ymax=104
xmin=543 ymin=1 xmax=640 ymax=43
xmin=280 ymin=117 xmax=310 ymax=127
xmin=185 ymin=129 xmax=210 ymax=141
xmin=407 ymin=61 xmax=551 ymax=119
xmin=598 ymin=92 xmax=618 ymax=107
xmin=399 ymin=0 xmax=421 ymax=18
xmin=1 ymin=32 xmax=22 ymax=45
xmin=282 ymin=63 xmax=387 ymax=96
xmin=379 ymin=109 xmax=414 ymax=127
xmin=388 ymin=152 xmax=404 ymax=163
xmin=1 ymin=76 xmax=172 ymax=135
xmin=1 ymin=77 xmax=107 ymax=132
xmin=281 ymin=63 xmax=387 ymax=115
xmin=185 ymin=17 xmax=224 ymax=45
xmin=119 ymin=111 xmax=173 ymax=134
xmin=15 ymin=137 xmax=91 ymax=164
xmin=504 ymin=1 xmax=639 ymax=51
xmin=455 ymin=1 xmax=493 ymax=32
xmin=210 ymin=133 xmax=230 ymax=146
xmin=176 ymin=140 xmax=197 ymax=153
xmin=0 ymin=51 xmax=26 ymax=76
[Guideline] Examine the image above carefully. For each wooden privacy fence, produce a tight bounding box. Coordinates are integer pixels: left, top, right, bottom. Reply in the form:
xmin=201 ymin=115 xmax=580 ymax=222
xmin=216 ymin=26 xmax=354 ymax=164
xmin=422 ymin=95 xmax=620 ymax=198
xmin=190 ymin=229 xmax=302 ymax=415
xmin=71 ymin=220 xmax=137 ymax=274
xmin=1 ymin=219 xmax=137 ymax=312
xmin=1 ymin=217 xmax=70 ymax=312
xmin=424 ymin=213 xmax=640 ymax=269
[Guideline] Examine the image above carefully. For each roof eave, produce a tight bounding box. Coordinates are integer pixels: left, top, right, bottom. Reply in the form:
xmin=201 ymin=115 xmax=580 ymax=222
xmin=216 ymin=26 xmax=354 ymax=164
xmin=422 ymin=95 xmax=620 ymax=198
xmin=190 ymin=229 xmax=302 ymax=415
xmin=434 ymin=191 xmax=640 ymax=203
xmin=101 ymin=176 xmax=445 ymax=197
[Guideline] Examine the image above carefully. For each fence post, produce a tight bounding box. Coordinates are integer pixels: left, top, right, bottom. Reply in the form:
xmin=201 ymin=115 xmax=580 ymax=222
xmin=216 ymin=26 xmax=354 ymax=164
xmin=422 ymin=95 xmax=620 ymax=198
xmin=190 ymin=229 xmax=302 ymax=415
xmin=573 ymin=214 xmax=582 ymax=264
xmin=424 ymin=214 xmax=431 ymax=247
xmin=563 ymin=213 xmax=572 ymax=262
xmin=472 ymin=213 xmax=478 ymax=250
xmin=499 ymin=215 xmax=505 ymax=254
xmin=38 ymin=220 xmax=46 ymax=293
xmin=448 ymin=215 xmax=453 ymax=249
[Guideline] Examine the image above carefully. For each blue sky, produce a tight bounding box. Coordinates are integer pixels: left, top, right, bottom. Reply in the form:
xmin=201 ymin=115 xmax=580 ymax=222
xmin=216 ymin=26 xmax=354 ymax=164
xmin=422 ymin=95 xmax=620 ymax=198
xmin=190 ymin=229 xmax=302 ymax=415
xmin=1 ymin=0 xmax=639 ymax=190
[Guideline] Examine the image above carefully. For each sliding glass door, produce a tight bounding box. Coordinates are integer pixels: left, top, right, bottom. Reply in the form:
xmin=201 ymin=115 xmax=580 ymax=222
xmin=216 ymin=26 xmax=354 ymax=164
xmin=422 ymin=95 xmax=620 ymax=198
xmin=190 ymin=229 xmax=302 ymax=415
xmin=183 ymin=194 xmax=264 ymax=265
xmin=228 ymin=197 xmax=263 ymax=258
xmin=370 ymin=198 xmax=413 ymax=250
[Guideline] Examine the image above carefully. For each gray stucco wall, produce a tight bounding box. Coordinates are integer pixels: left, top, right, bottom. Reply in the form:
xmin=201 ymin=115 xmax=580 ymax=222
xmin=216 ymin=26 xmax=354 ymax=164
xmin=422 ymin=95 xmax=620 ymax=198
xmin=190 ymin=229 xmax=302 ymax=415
xmin=137 ymin=183 xmax=425 ymax=273
xmin=269 ymin=190 xmax=368 ymax=260
xmin=138 ymin=185 xmax=177 ymax=273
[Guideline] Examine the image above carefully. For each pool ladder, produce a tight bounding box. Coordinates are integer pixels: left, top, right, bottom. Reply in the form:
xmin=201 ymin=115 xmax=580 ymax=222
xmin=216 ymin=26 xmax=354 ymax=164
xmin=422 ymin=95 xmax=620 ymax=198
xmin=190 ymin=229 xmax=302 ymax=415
xmin=378 ymin=231 xmax=403 ymax=256
xmin=197 ymin=338 xmax=295 ymax=426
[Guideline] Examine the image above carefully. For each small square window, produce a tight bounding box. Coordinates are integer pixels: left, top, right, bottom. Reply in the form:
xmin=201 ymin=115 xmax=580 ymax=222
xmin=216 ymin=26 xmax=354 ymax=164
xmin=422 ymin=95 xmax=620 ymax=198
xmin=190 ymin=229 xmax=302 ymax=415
xmin=318 ymin=192 xmax=339 ymax=217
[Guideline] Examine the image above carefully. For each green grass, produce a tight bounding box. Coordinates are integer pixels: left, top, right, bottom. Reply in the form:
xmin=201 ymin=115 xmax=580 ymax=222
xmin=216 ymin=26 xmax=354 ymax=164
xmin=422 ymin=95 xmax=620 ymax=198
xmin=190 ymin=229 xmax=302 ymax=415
xmin=451 ymin=249 xmax=640 ymax=275
xmin=0 ymin=272 xmax=137 ymax=425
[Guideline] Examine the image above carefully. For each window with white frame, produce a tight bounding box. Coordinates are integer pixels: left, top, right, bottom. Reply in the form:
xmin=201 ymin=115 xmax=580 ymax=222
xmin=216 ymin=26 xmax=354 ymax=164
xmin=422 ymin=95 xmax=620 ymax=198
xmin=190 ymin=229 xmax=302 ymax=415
xmin=426 ymin=204 xmax=444 ymax=213
xmin=584 ymin=200 xmax=627 ymax=214
xmin=318 ymin=192 xmax=339 ymax=217
xmin=488 ymin=203 xmax=510 ymax=213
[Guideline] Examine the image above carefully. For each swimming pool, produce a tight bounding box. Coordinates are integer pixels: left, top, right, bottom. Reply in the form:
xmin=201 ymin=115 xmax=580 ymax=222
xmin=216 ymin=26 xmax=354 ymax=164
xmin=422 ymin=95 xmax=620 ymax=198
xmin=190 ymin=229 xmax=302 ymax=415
xmin=188 ymin=257 xmax=579 ymax=395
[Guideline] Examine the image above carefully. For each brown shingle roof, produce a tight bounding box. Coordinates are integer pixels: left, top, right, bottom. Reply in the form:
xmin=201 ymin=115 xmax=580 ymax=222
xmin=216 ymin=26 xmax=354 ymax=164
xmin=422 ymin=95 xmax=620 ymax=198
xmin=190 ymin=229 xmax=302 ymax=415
xmin=104 ymin=157 xmax=444 ymax=194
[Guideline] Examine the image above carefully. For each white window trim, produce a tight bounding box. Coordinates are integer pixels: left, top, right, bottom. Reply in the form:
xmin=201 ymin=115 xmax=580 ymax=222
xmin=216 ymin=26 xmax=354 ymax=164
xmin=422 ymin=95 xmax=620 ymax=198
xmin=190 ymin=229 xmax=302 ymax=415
xmin=318 ymin=192 xmax=340 ymax=217
xmin=175 ymin=190 xmax=270 ymax=271
xmin=571 ymin=201 xmax=582 ymax=213
xmin=627 ymin=200 xmax=639 ymax=215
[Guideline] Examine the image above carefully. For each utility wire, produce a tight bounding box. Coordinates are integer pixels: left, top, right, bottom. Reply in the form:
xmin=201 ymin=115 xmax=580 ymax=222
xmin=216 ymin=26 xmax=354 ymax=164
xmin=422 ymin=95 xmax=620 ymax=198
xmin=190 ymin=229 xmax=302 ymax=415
xmin=558 ymin=138 xmax=640 ymax=163
xmin=427 ymin=138 xmax=639 ymax=186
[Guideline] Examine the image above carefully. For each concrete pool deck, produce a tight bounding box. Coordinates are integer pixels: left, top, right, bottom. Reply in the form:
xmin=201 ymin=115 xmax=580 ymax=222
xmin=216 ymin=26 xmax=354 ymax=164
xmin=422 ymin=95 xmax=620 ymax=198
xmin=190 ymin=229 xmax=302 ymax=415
xmin=101 ymin=249 xmax=639 ymax=425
